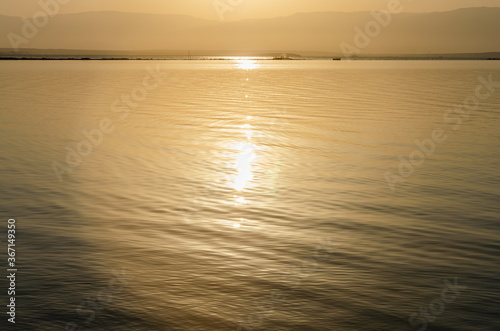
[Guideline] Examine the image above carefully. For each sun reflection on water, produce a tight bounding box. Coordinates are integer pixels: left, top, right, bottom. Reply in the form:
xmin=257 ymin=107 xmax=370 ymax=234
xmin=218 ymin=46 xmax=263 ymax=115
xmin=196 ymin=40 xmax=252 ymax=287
xmin=227 ymin=112 xmax=258 ymax=229
xmin=234 ymin=58 xmax=260 ymax=70
xmin=226 ymin=58 xmax=262 ymax=229
xmin=234 ymin=196 xmax=247 ymax=204
xmin=230 ymin=141 xmax=256 ymax=192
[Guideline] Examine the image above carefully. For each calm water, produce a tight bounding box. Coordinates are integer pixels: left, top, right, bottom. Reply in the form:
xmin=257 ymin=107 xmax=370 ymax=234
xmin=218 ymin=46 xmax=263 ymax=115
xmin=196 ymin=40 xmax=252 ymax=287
xmin=0 ymin=60 xmax=499 ymax=330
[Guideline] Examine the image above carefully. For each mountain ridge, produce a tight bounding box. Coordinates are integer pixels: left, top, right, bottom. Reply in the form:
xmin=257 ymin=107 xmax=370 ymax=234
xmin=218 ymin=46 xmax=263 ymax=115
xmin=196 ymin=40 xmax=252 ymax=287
xmin=1 ymin=7 xmax=499 ymax=55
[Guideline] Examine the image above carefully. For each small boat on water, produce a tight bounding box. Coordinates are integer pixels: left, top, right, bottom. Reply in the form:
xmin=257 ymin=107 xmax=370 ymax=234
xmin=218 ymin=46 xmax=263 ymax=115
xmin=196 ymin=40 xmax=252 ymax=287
xmin=273 ymin=56 xmax=293 ymax=60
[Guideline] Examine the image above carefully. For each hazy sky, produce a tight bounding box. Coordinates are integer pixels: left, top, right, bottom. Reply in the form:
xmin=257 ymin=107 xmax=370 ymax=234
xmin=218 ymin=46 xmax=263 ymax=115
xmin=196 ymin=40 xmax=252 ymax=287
xmin=1 ymin=0 xmax=500 ymax=20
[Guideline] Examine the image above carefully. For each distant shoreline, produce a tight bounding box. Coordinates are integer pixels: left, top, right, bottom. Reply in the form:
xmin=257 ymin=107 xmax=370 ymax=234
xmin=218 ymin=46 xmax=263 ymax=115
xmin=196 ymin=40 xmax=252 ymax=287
xmin=1 ymin=57 xmax=499 ymax=61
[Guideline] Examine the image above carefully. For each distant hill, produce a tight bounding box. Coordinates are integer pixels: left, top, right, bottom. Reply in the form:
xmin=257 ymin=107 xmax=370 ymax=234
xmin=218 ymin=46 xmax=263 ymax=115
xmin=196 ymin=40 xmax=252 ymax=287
xmin=1 ymin=7 xmax=499 ymax=55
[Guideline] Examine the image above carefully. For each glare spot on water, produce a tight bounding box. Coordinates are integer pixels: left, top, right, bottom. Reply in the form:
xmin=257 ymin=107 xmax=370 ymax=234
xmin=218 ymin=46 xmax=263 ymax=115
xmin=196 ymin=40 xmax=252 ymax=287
xmin=234 ymin=58 xmax=260 ymax=70
xmin=232 ymin=148 xmax=255 ymax=191
xmin=235 ymin=196 xmax=247 ymax=204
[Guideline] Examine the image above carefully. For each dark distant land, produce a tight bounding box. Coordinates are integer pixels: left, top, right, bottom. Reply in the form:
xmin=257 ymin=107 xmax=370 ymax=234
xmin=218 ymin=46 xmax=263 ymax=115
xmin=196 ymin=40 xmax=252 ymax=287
xmin=0 ymin=48 xmax=499 ymax=60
